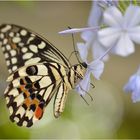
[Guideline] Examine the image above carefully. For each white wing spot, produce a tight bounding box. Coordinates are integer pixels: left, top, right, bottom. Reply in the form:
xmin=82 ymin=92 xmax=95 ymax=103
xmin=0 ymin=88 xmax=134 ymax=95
xmin=6 ymin=60 xmax=10 ymax=66
xmin=38 ymin=41 xmax=46 ymax=49
xmin=20 ymin=29 xmax=27 ymax=36
xmin=12 ymin=79 xmax=20 ymax=87
xmin=29 ymin=44 xmax=38 ymax=53
xmin=23 ymin=121 xmax=27 ymax=127
xmin=16 ymin=106 xmax=25 ymax=117
xmin=14 ymin=117 xmax=20 ymax=123
xmin=26 ymin=110 xmax=34 ymax=120
xmin=25 ymin=57 xmax=41 ymax=65
xmin=9 ymin=32 xmax=14 ymax=37
xmin=39 ymin=89 xmax=45 ymax=96
xmin=4 ymin=86 xmax=9 ymax=94
xmin=6 ymin=44 xmax=11 ymax=50
xmin=21 ymin=47 xmax=28 ymax=53
xmin=8 ymin=88 xmax=19 ymax=97
xmin=14 ymin=94 xmax=24 ymax=107
xmin=8 ymin=69 xmax=12 ymax=73
xmin=23 ymin=53 xmax=33 ymax=59
xmin=3 ymin=38 xmax=8 ymax=45
xmin=31 ymin=33 xmax=35 ymax=37
xmin=18 ymin=42 xmax=24 ymax=47
xmin=13 ymin=37 xmax=21 ymax=43
xmin=9 ymin=106 xmax=13 ymax=115
xmin=1 ymin=25 xmax=11 ymax=32
xmin=6 ymin=97 xmax=10 ymax=104
xmin=10 ymin=50 xmax=16 ymax=56
xmin=11 ymin=57 xmax=17 ymax=64
xmin=12 ymin=66 xmax=17 ymax=71
xmin=27 ymin=37 xmax=34 ymax=44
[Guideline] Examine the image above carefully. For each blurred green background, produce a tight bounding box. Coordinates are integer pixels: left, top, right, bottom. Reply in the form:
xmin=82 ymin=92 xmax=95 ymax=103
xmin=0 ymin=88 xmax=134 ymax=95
xmin=0 ymin=1 xmax=140 ymax=139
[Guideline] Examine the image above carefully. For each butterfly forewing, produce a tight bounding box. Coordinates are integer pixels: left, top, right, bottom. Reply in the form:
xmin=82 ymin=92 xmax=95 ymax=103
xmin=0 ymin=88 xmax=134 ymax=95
xmin=0 ymin=24 xmax=70 ymax=74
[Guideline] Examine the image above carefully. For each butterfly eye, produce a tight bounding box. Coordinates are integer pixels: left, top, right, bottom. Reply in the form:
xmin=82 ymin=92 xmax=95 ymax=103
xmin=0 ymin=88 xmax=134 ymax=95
xmin=81 ymin=62 xmax=87 ymax=68
xmin=26 ymin=65 xmax=37 ymax=75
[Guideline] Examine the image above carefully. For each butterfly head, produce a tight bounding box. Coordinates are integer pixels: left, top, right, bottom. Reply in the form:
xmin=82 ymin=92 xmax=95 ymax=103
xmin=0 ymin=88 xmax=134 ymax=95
xmin=72 ymin=62 xmax=87 ymax=85
xmin=80 ymin=62 xmax=87 ymax=68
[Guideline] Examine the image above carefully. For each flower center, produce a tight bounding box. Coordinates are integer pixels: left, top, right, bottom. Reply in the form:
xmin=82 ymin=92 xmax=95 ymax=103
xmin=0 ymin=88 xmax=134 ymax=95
xmin=121 ymin=26 xmax=128 ymax=33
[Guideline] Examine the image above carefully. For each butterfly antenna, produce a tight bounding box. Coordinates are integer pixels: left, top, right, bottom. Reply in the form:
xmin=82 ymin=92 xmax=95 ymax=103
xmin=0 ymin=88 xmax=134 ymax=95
xmin=68 ymin=26 xmax=81 ymax=63
xmin=79 ymin=85 xmax=93 ymax=101
xmin=90 ymin=83 xmax=95 ymax=88
xmin=68 ymin=51 xmax=78 ymax=60
xmin=80 ymin=95 xmax=89 ymax=105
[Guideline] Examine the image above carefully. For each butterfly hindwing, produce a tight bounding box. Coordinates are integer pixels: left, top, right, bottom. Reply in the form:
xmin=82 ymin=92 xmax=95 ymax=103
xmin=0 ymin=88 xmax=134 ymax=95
xmin=4 ymin=62 xmax=65 ymax=127
xmin=0 ymin=24 xmax=70 ymax=74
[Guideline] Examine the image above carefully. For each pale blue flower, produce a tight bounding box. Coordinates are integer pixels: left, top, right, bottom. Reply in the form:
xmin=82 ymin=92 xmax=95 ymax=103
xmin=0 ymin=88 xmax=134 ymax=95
xmin=75 ymin=43 xmax=104 ymax=96
xmin=98 ymin=5 xmax=140 ymax=57
xmin=124 ymin=66 xmax=140 ymax=103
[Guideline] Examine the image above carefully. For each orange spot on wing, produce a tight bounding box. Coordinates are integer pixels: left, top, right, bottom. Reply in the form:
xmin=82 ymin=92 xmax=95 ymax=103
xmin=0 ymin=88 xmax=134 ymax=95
xmin=32 ymin=98 xmax=39 ymax=106
xmin=8 ymin=38 xmax=19 ymax=53
xmin=20 ymin=85 xmax=30 ymax=97
xmin=35 ymin=106 xmax=43 ymax=119
xmin=24 ymin=98 xmax=31 ymax=107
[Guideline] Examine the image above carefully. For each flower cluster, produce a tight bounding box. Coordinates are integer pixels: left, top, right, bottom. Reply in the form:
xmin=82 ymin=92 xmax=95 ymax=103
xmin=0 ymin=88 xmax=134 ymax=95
xmin=59 ymin=0 xmax=140 ymax=102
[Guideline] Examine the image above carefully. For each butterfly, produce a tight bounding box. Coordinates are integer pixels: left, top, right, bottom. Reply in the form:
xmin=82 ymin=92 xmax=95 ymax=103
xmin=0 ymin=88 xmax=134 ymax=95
xmin=0 ymin=24 xmax=88 ymax=127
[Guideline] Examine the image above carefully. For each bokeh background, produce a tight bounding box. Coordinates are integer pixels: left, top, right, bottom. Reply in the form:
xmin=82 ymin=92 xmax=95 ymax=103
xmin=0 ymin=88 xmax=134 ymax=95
xmin=0 ymin=1 xmax=140 ymax=139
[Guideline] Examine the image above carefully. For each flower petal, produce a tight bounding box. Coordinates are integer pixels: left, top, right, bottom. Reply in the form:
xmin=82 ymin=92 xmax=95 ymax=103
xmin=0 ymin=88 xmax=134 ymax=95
xmin=124 ymin=75 xmax=140 ymax=103
xmin=103 ymin=6 xmax=123 ymax=27
xmin=124 ymin=5 xmax=140 ymax=28
xmin=81 ymin=30 xmax=95 ymax=42
xmin=112 ymin=33 xmax=135 ymax=56
xmin=92 ymin=40 xmax=109 ymax=61
xmin=132 ymin=90 xmax=140 ymax=103
xmin=98 ymin=27 xmax=121 ymax=48
xmin=132 ymin=76 xmax=140 ymax=102
xmin=124 ymin=75 xmax=137 ymax=93
xmin=88 ymin=1 xmax=102 ymax=27
xmin=77 ymin=43 xmax=88 ymax=62
xmin=75 ymin=70 xmax=91 ymax=96
xmin=88 ymin=60 xmax=104 ymax=80
xmin=128 ymin=26 xmax=140 ymax=44
xmin=59 ymin=27 xmax=99 ymax=34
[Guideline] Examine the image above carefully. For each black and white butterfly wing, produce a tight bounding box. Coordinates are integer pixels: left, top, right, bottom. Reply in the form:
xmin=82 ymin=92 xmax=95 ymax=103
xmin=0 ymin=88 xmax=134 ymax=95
xmin=0 ymin=24 xmax=71 ymax=127
xmin=4 ymin=62 xmax=66 ymax=127
xmin=0 ymin=24 xmax=70 ymax=74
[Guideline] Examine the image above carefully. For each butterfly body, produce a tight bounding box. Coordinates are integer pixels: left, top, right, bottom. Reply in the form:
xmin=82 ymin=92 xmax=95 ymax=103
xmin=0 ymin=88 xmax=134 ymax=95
xmin=0 ymin=24 xmax=87 ymax=127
